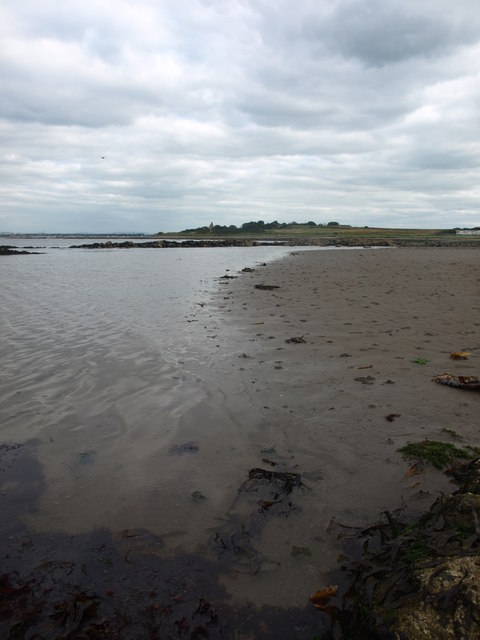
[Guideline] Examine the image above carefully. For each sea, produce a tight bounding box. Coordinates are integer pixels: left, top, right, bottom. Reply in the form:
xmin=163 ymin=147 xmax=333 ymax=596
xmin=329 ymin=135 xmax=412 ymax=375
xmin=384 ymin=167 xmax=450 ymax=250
xmin=0 ymin=239 xmax=299 ymax=535
xmin=0 ymin=239 xmax=360 ymax=636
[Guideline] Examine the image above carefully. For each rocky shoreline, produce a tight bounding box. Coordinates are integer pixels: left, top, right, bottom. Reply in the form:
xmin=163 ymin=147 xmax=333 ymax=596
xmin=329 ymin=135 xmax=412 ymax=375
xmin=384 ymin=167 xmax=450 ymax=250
xmin=2 ymin=238 xmax=479 ymax=254
xmin=68 ymin=237 xmax=479 ymax=249
xmin=0 ymin=245 xmax=41 ymax=255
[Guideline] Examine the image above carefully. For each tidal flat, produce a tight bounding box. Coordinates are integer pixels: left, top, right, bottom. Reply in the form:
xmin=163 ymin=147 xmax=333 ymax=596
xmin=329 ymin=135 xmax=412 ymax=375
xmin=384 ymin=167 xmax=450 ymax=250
xmin=1 ymin=246 xmax=479 ymax=638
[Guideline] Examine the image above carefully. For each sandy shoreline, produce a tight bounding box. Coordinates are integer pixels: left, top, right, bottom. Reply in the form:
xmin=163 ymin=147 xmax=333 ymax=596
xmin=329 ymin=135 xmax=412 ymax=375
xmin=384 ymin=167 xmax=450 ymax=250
xmin=190 ymin=246 xmax=480 ymax=604
xmin=1 ymin=246 xmax=479 ymax=638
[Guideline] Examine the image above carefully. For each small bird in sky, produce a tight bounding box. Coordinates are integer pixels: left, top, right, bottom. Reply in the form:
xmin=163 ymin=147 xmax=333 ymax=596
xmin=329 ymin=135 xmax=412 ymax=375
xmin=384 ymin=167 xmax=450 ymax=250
xmin=101 ymin=156 xmax=105 ymax=159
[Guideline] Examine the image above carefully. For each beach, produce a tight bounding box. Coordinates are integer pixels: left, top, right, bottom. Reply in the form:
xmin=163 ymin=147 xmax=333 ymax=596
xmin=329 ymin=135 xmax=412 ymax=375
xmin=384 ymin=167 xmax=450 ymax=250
xmin=185 ymin=246 xmax=479 ymax=606
xmin=1 ymin=245 xmax=479 ymax=638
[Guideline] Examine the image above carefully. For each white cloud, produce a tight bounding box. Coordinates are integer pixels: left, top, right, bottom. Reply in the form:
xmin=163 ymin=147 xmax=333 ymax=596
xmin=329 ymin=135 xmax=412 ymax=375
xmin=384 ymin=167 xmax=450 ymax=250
xmin=1 ymin=0 xmax=480 ymax=232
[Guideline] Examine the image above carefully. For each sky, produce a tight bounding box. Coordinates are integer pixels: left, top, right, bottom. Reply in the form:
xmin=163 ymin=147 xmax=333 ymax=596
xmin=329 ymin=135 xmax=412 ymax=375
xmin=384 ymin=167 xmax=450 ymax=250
xmin=1 ymin=0 xmax=480 ymax=233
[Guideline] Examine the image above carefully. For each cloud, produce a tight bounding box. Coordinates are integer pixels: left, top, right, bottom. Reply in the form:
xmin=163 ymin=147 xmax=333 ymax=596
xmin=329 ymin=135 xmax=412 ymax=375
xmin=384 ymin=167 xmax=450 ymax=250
xmin=309 ymin=0 xmax=480 ymax=67
xmin=1 ymin=0 xmax=480 ymax=232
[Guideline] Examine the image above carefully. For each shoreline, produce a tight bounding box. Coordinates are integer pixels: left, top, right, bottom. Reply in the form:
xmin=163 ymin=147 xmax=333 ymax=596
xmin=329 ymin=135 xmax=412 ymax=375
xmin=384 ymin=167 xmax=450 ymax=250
xmin=201 ymin=245 xmax=480 ymax=605
xmin=3 ymin=234 xmax=480 ymax=254
xmin=68 ymin=237 xmax=480 ymax=248
xmin=1 ymin=246 xmax=479 ymax=638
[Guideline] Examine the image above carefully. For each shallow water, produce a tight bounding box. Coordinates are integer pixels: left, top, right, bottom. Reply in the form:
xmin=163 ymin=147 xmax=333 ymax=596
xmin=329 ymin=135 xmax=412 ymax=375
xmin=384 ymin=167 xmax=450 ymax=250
xmin=0 ymin=243 xmax=297 ymax=539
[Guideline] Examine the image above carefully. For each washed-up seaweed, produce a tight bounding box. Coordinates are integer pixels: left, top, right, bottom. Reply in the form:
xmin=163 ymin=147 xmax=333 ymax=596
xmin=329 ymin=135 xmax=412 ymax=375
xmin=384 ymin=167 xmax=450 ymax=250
xmin=213 ymin=468 xmax=306 ymax=573
xmin=254 ymin=284 xmax=280 ymax=290
xmin=316 ymin=458 xmax=480 ymax=639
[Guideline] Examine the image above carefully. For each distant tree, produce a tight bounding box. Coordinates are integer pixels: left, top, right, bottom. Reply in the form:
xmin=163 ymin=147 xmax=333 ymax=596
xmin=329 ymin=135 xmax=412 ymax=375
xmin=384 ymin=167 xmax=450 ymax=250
xmin=264 ymin=220 xmax=280 ymax=230
xmin=327 ymin=221 xmax=340 ymax=227
xmin=241 ymin=220 xmax=266 ymax=232
xmin=306 ymin=221 xmax=317 ymax=227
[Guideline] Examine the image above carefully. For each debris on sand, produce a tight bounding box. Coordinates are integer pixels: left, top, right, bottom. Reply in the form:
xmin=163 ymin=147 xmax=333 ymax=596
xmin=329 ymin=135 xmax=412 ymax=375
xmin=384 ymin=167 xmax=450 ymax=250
xmin=385 ymin=413 xmax=401 ymax=422
xmin=254 ymin=284 xmax=280 ymax=290
xmin=354 ymin=375 xmax=376 ymax=384
xmin=213 ymin=467 xmax=306 ymax=572
xmin=433 ymin=373 xmax=480 ymax=390
xmin=168 ymin=442 xmax=199 ymax=455
xmin=310 ymin=585 xmax=338 ymax=611
xmin=242 ymin=467 xmax=304 ymax=493
xmin=450 ymin=351 xmax=471 ymax=360
xmin=285 ymin=336 xmax=306 ymax=344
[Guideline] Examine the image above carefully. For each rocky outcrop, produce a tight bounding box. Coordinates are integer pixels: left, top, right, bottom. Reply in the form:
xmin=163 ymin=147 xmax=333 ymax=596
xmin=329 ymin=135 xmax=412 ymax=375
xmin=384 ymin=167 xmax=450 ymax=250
xmin=0 ymin=245 xmax=38 ymax=255
xmin=69 ymin=239 xmax=259 ymax=249
xmin=69 ymin=237 xmax=480 ymax=250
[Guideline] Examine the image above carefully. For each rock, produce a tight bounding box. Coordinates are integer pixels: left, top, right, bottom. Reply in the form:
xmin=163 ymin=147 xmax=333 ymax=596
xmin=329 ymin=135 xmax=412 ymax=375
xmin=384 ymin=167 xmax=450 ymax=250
xmin=326 ymin=459 xmax=480 ymax=639
xmin=0 ymin=246 xmax=38 ymax=255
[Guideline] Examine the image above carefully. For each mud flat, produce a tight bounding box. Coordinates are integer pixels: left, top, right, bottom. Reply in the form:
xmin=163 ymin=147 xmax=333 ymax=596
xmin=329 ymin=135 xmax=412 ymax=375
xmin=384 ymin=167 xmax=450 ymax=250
xmin=207 ymin=245 xmax=479 ymax=636
xmin=1 ymin=246 xmax=479 ymax=639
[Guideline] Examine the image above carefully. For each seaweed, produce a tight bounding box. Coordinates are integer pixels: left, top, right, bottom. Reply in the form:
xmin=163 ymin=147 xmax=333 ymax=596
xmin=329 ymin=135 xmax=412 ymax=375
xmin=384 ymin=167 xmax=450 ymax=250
xmin=314 ymin=459 xmax=480 ymax=639
xmin=397 ymin=440 xmax=474 ymax=469
xmin=254 ymin=284 xmax=280 ymax=290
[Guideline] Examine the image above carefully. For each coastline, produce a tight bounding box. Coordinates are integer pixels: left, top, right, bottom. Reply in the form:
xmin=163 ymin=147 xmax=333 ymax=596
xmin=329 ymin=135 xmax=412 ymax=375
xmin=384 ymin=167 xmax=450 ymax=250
xmin=1 ymin=245 xmax=479 ymax=638
xmin=197 ymin=245 xmax=479 ymax=604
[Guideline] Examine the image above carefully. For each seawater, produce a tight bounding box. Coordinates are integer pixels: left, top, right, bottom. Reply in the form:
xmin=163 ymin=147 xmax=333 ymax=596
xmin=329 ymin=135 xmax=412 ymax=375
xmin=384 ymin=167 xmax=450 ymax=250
xmin=0 ymin=241 xmax=295 ymax=539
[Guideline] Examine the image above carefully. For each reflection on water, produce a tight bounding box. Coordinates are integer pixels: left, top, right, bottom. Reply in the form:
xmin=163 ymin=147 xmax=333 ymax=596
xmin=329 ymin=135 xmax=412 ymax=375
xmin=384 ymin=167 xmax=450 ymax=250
xmin=0 ymin=245 xmax=294 ymax=538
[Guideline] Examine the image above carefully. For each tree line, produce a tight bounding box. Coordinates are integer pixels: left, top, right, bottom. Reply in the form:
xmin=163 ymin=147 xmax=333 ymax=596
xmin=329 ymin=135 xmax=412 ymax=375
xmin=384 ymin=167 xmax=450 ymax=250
xmin=161 ymin=220 xmax=345 ymax=235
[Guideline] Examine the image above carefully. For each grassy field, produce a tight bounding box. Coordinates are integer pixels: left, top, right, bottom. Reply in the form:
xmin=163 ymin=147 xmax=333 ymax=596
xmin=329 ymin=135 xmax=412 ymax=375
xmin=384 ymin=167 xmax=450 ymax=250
xmin=160 ymin=225 xmax=480 ymax=245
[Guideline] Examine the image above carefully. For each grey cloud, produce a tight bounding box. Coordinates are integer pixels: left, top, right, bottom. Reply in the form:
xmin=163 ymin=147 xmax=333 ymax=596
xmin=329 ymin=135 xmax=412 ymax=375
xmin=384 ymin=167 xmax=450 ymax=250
xmin=304 ymin=0 xmax=480 ymax=67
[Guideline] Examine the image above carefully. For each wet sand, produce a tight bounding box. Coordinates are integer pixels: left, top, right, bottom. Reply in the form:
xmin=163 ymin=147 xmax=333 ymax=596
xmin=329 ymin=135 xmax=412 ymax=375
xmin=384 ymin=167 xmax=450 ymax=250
xmin=1 ymin=246 xmax=479 ymax=638
xmin=192 ymin=246 xmax=480 ymax=605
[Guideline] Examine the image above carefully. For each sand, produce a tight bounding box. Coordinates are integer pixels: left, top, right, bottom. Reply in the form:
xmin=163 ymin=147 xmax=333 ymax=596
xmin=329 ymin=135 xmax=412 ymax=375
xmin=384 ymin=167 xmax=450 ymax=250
xmin=1 ymin=246 xmax=479 ymax=635
xmin=187 ymin=246 xmax=480 ymax=606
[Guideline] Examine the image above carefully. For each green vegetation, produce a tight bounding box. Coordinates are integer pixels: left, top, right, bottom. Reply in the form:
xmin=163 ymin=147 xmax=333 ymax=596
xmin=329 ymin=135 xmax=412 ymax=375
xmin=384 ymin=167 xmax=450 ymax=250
xmin=154 ymin=220 xmax=480 ymax=245
xmin=291 ymin=545 xmax=312 ymax=558
xmin=169 ymin=219 xmax=344 ymax=235
xmin=411 ymin=357 xmax=429 ymax=365
xmin=398 ymin=439 xmax=475 ymax=469
xmin=400 ymin=539 xmax=432 ymax=563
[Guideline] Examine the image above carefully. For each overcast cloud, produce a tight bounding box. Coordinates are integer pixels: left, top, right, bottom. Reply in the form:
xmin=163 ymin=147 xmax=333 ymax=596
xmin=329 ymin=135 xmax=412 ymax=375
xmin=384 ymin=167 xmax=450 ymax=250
xmin=1 ymin=0 xmax=479 ymax=232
